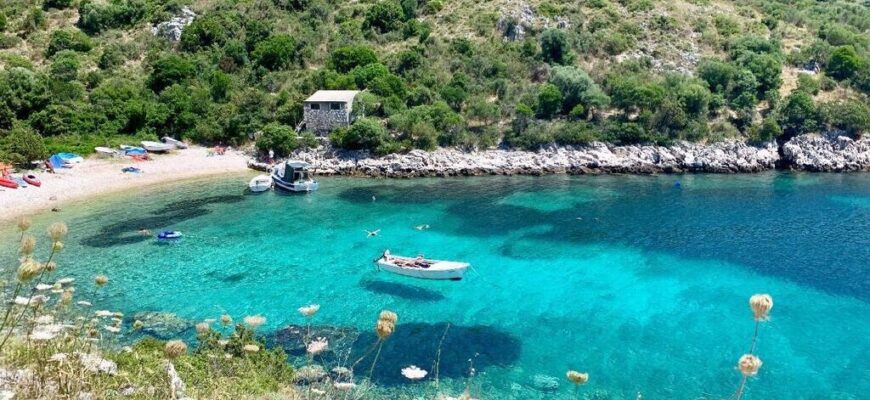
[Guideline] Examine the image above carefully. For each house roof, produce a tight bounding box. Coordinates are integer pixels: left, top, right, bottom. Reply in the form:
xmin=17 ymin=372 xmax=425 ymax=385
xmin=304 ymin=90 xmax=360 ymax=103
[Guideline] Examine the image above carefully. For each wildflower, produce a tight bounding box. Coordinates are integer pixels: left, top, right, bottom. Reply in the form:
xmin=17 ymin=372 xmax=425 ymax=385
xmin=17 ymin=259 xmax=42 ymax=282
xmin=334 ymin=382 xmax=356 ymax=391
xmin=52 ymin=242 xmax=64 ymax=252
xmin=332 ymin=367 xmax=352 ymax=377
xmin=95 ymin=275 xmax=108 ymax=286
xmin=306 ymin=337 xmax=328 ymax=355
xmin=132 ymin=320 xmax=144 ymax=330
xmin=298 ymin=304 xmax=320 ymax=317
xmin=566 ymin=370 xmax=589 ymax=385
xmin=243 ymin=315 xmax=266 ymax=329
xmin=77 ymin=301 xmax=92 ymax=307
xmin=195 ymin=322 xmax=210 ymax=335
xmin=31 ymin=329 xmax=57 ymax=341
xmin=217 ymin=340 xmax=229 ymax=347
xmin=243 ymin=344 xmax=260 ymax=353
xmin=19 ymin=235 xmax=36 ymax=256
xmin=48 ymin=222 xmax=68 ymax=242
xmin=401 ymin=365 xmax=428 ymax=380
xmin=45 ymin=261 xmax=57 ymax=272
xmin=220 ymin=314 xmax=232 ymax=326
xmin=375 ymin=310 xmax=398 ymax=340
xmin=164 ymin=340 xmax=187 ymax=359
xmin=17 ymin=216 xmax=32 ymax=232
xmin=105 ymin=325 xmax=121 ymax=333
xmin=60 ymin=290 xmax=73 ymax=305
xmin=88 ymin=328 xmax=99 ymax=338
xmin=95 ymin=310 xmax=113 ymax=317
xmin=749 ymin=294 xmax=773 ymax=321
xmin=738 ymin=354 xmax=762 ymax=376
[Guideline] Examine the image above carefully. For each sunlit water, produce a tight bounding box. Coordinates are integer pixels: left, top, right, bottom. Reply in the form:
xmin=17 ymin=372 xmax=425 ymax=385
xmin=2 ymin=173 xmax=868 ymax=399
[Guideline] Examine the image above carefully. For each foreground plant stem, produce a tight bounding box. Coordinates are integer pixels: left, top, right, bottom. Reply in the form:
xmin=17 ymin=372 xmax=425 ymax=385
xmin=0 ymin=246 xmax=58 ymax=350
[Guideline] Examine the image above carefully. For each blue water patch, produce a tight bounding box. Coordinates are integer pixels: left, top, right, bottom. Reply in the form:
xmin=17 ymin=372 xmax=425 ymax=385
xmin=1 ymin=172 xmax=868 ymax=399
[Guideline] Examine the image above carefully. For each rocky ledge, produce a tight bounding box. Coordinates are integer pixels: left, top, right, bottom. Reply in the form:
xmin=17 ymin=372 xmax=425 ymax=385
xmin=268 ymin=134 xmax=868 ymax=178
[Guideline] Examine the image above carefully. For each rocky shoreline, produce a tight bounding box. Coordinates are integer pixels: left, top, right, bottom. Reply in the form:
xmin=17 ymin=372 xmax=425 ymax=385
xmin=249 ymin=133 xmax=869 ymax=177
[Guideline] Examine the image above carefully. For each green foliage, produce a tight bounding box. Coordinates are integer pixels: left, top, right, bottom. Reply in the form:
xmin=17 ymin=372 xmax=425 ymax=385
xmin=609 ymin=75 xmax=665 ymax=112
xmin=549 ymin=66 xmax=609 ymax=115
xmin=256 ymin=123 xmax=298 ymax=156
xmin=330 ymin=117 xmax=392 ymax=153
xmin=77 ymin=0 xmax=147 ymax=34
xmin=796 ymin=73 xmax=820 ymax=95
xmin=252 ymin=34 xmax=298 ymax=71
xmin=44 ymin=0 xmax=74 ymax=10
xmin=823 ymin=100 xmax=870 ymax=138
xmin=181 ymin=14 xmax=234 ymax=51
xmin=0 ymin=12 xmax=6 ymax=32
xmin=49 ymin=51 xmax=81 ymax=82
xmin=329 ymin=46 xmax=378 ymax=73
xmin=0 ymin=123 xmax=48 ymax=164
xmin=46 ymin=29 xmax=94 ymax=57
xmin=365 ymin=1 xmax=404 ymax=33
xmin=779 ymin=91 xmax=823 ymax=136
xmin=750 ymin=116 xmax=782 ymax=143
xmin=536 ymin=83 xmax=562 ymax=119
xmin=827 ymin=46 xmax=862 ymax=80
xmin=540 ymin=29 xmax=573 ymax=65
xmin=0 ymin=67 xmax=50 ymax=121
xmin=147 ymin=54 xmax=195 ymax=92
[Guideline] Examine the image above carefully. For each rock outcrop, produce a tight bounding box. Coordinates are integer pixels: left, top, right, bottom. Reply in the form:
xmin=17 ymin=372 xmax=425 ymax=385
xmin=151 ymin=7 xmax=196 ymax=42
xmin=781 ymin=133 xmax=870 ymax=172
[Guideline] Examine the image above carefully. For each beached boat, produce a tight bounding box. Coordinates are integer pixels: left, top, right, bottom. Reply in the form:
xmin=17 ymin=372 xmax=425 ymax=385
xmin=375 ymin=251 xmax=469 ymax=281
xmin=272 ymin=161 xmax=319 ymax=192
xmin=23 ymin=174 xmax=41 ymax=187
xmin=0 ymin=177 xmax=18 ymax=189
xmin=120 ymin=146 xmax=147 ymax=156
xmin=12 ymin=176 xmax=27 ymax=188
xmin=248 ymin=175 xmax=272 ymax=192
xmin=95 ymin=147 xmax=119 ymax=156
xmin=141 ymin=141 xmax=173 ymax=153
xmin=157 ymin=231 xmax=183 ymax=241
xmin=161 ymin=136 xmax=188 ymax=149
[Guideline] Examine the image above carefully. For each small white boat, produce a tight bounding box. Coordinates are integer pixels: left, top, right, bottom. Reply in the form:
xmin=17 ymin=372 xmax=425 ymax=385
xmin=248 ymin=175 xmax=272 ymax=192
xmin=161 ymin=136 xmax=188 ymax=149
xmin=272 ymin=161 xmax=319 ymax=192
xmin=141 ymin=141 xmax=173 ymax=153
xmin=375 ymin=251 xmax=469 ymax=281
xmin=95 ymin=147 xmax=119 ymax=157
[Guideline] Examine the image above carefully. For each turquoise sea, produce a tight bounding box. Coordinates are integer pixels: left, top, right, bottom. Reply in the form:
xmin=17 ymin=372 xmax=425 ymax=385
xmin=2 ymin=173 xmax=869 ymax=399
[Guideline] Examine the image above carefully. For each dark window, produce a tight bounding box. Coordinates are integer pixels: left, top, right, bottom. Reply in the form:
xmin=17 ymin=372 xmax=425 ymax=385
xmin=310 ymin=103 xmax=320 ymax=110
xmin=330 ymin=103 xmax=342 ymax=110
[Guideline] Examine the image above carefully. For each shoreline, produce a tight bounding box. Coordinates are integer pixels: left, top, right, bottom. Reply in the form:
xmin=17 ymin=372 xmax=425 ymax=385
xmin=0 ymin=147 xmax=249 ymax=224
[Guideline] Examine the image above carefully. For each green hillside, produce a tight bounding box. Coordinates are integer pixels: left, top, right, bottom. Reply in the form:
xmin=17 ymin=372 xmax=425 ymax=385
xmin=0 ymin=0 xmax=868 ymax=162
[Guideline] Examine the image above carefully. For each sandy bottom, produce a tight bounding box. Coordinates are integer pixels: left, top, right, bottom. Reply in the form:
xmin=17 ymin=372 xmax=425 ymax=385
xmin=0 ymin=147 xmax=249 ymax=223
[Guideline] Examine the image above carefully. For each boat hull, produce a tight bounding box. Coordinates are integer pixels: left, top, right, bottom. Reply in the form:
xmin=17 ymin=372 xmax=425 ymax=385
xmin=0 ymin=178 xmax=18 ymax=189
xmin=23 ymin=175 xmax=41 ymax=187
xmin=376 ymin=258 xmax=468 ymax=280
xmin=249 ymin=175 xmax=272 ymax=192
xmin=272 ymin=177 xmax=319 ymax=192
xmin=141 ymin=141 xmax=173 ymax=153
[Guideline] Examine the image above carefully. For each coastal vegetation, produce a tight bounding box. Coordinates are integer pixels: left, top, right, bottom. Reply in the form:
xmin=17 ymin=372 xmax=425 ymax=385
xmin=0 ymin=0 xmax=868 ymax=161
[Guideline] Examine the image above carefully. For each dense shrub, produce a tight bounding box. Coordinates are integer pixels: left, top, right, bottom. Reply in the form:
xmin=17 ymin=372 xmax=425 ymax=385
xmin=827 ymin=46 xmax=862 ymax=80
xmin=365 ymin=1 xmax=404 ymax=33
xmin=549 ymin=66 xmax=609 ymax=115
xmin=823 ymin=100 xmax=870 ymax=137
xmin=540 ymin=29 xmax=573 ymax=65
xmin=255 ymin=123 xmax=298 ymax=156
xmin=50 ymin=51 xmax=81 ymax=82
xmin=77 ymin=0 xmax=147 ymax=34
xmin=329 ymin=46 xmax=378 ymax=73
xmin=0 ymin=123 xmax=48 ymax=164
xmin=779 ymin=91 xmax=823 ymax=136
xmin=252 ymin=34 xmax=298 ymax=70
xmin=536 ymin=83 xmax=562 ymax=119
xmin=44 ymin=0 xmax=74 ymax=9
xmin=147 ymin=54 xmax=196 ymax=92
xmin=330 ymin=118 xmax=391 ymax=152
xmin=0 ymin=67 xmax=50 ymax=121
xmin=46 ymin=29 xmax=94 ymax=57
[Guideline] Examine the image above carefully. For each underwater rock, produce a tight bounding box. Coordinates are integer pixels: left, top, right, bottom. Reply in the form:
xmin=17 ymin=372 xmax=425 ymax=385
xmin=531 ymin=374 xmax=560 ymax=392
xmin=131 ymin=311 xmax=192 ymax=339
xmin=295 ymin=365 xmax=328 ymax=384
xmin=270 ymin=324 xmax=359 ymax=358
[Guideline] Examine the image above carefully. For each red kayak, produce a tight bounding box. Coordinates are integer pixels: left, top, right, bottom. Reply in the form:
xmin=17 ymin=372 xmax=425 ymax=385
xmin=23 ymin=174 xmax=41 ymax=187
xmin=0 ymin=177 xmax=18 ymax=189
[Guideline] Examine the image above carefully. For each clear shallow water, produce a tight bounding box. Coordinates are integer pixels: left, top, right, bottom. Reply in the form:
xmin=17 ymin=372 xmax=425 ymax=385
xmin=2 ymin=173 xmax=869 ymax=399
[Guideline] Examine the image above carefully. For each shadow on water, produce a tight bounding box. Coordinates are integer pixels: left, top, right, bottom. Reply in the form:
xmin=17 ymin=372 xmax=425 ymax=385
xmin=206 ymin=270 xmax=247 ymax=284
xmin=80 ymin=195 xmax=245 ymax=248
xmin=359 ymin=279 xmax=445 ymax=302
xmin=351 ymin=322 xmax=521 ymax=385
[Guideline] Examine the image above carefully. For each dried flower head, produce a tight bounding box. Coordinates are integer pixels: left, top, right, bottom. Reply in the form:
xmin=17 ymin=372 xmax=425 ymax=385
xmin=95 ymin=275 xmax=108 ymax=286
xmin=376 ymin=319 xmax=394 ymax=340
xmin=243 ymin=315 xmax=266 ymax=329
xmin=45 ymin=262 xmax=57 ymax=272
xmin=52 ymin=242 xmax=64 ymax=252
xmin=17 ymin=259 xmax=43 ymax=282
xmin=298 ymin=304 xmax=320 ymax=317
xmin=379 ymin=310 xmax=398 ymax=324
xmin=401 ymin=365 xmax=428 ymax=380
xmin=164 ymin=340 xmax=187 ymax=359
xmin=243 ymin=344 xmax=260 ymax=353
xmin=567 ymin=370 xmax=589 ymax=385
xmin=738 ymin=354 xmax=762 ymax=376
xmin=132 ymin=320 xmax=144 ymax=331
xmin=47 ymin=222 xmax=68 ymax=242
xmin=307 ymin=337 xmax=328 ymax=355
xmin=61 ymin=289 xmax=73 ymax=305
xmin=17 ymin=216 xmax=32 ymax=232
xmin=19 ymin=235 xmax=36 ymax=256
xmin=220 ymin=314 xmax=232 ymax=326
xmin=749 ymin=294 xmax=773 ymax=321
xmin=195 ymin=322 xmax=211 ymax=335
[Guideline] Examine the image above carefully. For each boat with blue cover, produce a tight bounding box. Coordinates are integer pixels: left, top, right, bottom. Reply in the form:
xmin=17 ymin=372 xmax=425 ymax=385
xmin=272 ymin=161 xmax=319 ymax=192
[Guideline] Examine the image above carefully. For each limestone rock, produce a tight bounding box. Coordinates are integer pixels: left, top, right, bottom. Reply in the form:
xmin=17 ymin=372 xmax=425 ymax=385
xmin=295 ymin=365 xmax=328 ymax=384
xmin=781 ymin=133 xmax=870 ymax=172
xmin=131 ymin=311 xmax=191 ymax=339
xmin=531 ymin=374 xmax=559 ymax=391
xmin=151 ymin=7 xmax=196 ymax=42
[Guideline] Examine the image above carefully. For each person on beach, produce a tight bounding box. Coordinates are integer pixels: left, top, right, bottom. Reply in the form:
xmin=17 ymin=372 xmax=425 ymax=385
xmin=268 ymin=149 xmax=274 ymax=164
xmin=138 ymin=227 xmax=151 ymax=236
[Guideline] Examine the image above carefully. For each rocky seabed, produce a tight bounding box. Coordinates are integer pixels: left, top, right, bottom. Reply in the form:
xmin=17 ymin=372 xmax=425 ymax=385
xmin=254 ymin=134 xmax=869 ymax=177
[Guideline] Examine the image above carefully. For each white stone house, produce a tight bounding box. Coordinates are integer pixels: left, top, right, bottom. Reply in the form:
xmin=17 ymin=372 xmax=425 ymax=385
xmin=302 ymin=90 xmax=361 ymax=135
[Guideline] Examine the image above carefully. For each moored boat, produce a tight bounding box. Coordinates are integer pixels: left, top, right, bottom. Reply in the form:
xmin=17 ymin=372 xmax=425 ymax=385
xmin=157 ymin=231 xmax=183 ymax=241
xmin=141 ymin=141 xmax=173 ymax=153
xmin=272 ymin=161 xmax=319 ymax=192
xmin=0 ymin=177 xmax=18 ymax=189
xmin=375 ymin=251 xmax=469 ymax=281
xmin=248 ymin=175 xmax=272 ymax=192
xmin=161 ymin=136 xmax=188 ymax=149
xmin=23 ymin=174 xmax=41 ymax=187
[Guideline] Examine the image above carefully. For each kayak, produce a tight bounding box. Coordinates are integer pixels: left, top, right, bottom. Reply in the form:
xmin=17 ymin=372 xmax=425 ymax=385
xmin=0 ymin=177 xmax=18 ymax=189
xmin=23 ymin=174 xmax=41 ymax=187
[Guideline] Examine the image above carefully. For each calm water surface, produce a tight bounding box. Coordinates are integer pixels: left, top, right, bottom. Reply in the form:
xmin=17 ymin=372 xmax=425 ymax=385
xmin=2 ymin=172 xmax=868 ymax=399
